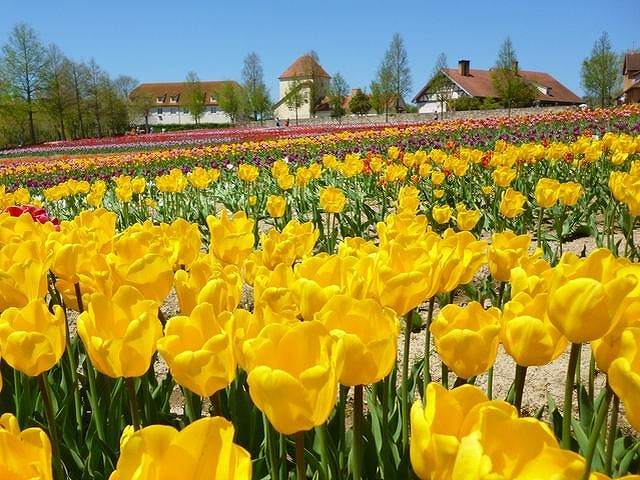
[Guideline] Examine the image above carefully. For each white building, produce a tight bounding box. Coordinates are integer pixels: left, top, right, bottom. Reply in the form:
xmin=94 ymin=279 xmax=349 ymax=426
xmin=273 ymin=55 xmax=332 ymax=122
xmin=413 ymin=59 xmax=582 ymax=114
xmin=130 ymin=81 xmax=239 ymax=126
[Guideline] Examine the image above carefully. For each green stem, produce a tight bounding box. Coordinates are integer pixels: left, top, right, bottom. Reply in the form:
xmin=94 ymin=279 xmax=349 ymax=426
xmin=487 ymin=366 xmax=494 ymax=400
xmin=605 ymin=392 xmax=620 ymax=475
xmin=401 ymin=310 xmax=413 ymax=453
xmin=497 ymin=281 xmax=506 ymax=308
xmin=582 ymin=384 xmax=613 ymax=480
xmin=351 ymin=385 xmax=364 ymax=480
xmin=536 ymin=207 xmax=544 ymax=248
xmin=575 ymin=346 xmax=582 ymax=389
xmin=183 ymin=388 xmax=201 ymax=423
xmin=588 ymin=352 xmax=596 ymax=403
xmin=125 ymin=377 xmax=142 ymax=431
xmin=423 ymin=297 xmax=435 ymax=386
xmin=441 ymin=363 xmax=449 ymax=389
xmin=338 ymin=385 xmax=348 ymax=469
xmin=38 ymin=373 xmax=64 ymax=480
xmin=453 ymin=376 xmax=467 ymax=388
xmin=562 ymin=343 xmax=582 ymax=449
xmin=209 ymin=391 xmax=223 ymax=418
xmin=85 ymin=360 xmax=107 ymax=445
xmin=513 ymin=364 xmax=527 ymax=414
xmin=263 ymin=414 xmax=279 ymax=480
xmin=295 ymin=431 xmax=305 ymax=479
xmin=316 ymin=424 xmax=330 ymax=480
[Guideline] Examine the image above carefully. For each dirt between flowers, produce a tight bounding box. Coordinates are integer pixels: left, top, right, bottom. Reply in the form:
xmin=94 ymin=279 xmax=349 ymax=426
xmin=65 ymin=228 xmax=639 ymax=433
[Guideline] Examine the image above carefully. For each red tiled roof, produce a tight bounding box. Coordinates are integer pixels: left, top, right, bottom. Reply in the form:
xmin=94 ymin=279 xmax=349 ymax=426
xmin=441 ymin=68 xmax=582 ymax=104
xmin=279 ymin=55 xmax=331 ymax=79
xmin=130 ymin=81 xmax=239 ymax=107
xmin=624 ymin=52 xmax=640 ymax=75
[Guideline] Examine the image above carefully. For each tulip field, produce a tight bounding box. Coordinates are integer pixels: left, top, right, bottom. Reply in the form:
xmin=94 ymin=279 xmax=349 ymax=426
xmin=3 ymin=105 xmax=640 ymax=479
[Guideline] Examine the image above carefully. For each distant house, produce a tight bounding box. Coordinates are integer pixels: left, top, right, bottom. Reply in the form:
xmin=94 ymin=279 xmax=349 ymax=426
xmin=129 ymin=81 xmax=240 ymax=125
xmin=273 ymin=55 xmax=332 ymax=121
xmin=620 ymin=52 xmax=640 ymax=104
xmin=413 ymin=60 xmax=582 ymax=113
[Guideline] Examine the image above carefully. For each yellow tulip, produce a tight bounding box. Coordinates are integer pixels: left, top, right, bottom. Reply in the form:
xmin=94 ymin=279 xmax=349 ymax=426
xmin=174 ymin=259 xmax=242 ymax=316
xmin=315 ymin=295 xmax=399 ymax=386
xmin=607 ymin=327 xmax=640 ymax=430
xmin=252 ymin=263 xmax=299 ymax=321
xmin=397 ymin=186 xmax=420 ymax=213
xmin=435 ymin=229 xmax=487 ymax=294
xmin=277 ymin=173 xmax=295 ymax=190
xmin=488 ymin=230 xmax=532 ymax=282
xmin=158 ymin=218 xmax=201 ymax=269
xmin=558 ymin=181 xmax=583 ymax=206
xmin=206 ymin=210 xmax=255 ymax=266
xmin=432 ymin=204 xmax=452 ymax=224
xmin=509 ymin=253 xmax=552 ymax=297
xmin=430 ymin=302 xmax=501 ymax=379
xmin=243 ymin=321 xmax=343 ymax=435
xmin=501 ymin=292 xmax=567 ymax=366
xmin=431 ymin=171 xmax=445 ymax=186
xmin=0 ymin=300 xmax=65 ymax=377
xmin=0 ymin=413 xmax=52 ymax=480
xmin=237 ymin=163 xmax=259 ymax=182
xmin=534 ymin=178 xmax=560 ymax=209
xmin=319 ymin=187 xmax=346 ymax=213
xmin=548 ymin=250 xmax=637 ymax=343
xmin=156 ymin=303 xmax=236 ymax=397
xmin=77 ymin=286 xmax=162 ymax=378
xmin=107 ymin=253 xmax=174 ymax=304
xmin=455 ymin=208 xmax=481 ymax=231
xmin=108 ymin=417 xmax=251 ymax=480
xmin=499 ymin=187 xmax=527 ymax=218
xmin=410 ymin=382 xmax=489 ymax=479
xmin=492 ymin=166 xmax=517 ymax=187
xmin=359 ymin=242 xmax=439 ymax=316
xmin=411 ymin=383 xmax=587 ymax=479
xmin=271 ymin=159 xmax=290 ymax=178
xmin=266 ymin=195 xmax=287 ymax=218
xmin=0 ymin=257 xmax=50 ymax=310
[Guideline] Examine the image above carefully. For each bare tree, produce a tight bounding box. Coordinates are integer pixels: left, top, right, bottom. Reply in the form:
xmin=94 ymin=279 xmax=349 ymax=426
xmin=0 ymin=23 xmax=47 ymax=144
xmin=430 ymin=52 xmax=453 ymax=118
xmin=87 ymin=58 xmax=105 ymax=136
xmin=185 ymin=71 xmax=205 ymax=125
xmin=382 ymin=33 xmax=412 ymax=112
xmin=68 ymin=60 xmax=89 ymax=138
xmin=581 ymin=32 xmax=622 ymax=107
xmin=41 ymin=44 xmax=72 ymax=140
xmin=242 ymin=52 xmax=271 ymax=123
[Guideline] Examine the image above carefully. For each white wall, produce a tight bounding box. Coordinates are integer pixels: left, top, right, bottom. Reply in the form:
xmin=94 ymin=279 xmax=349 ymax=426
xmin=144 ymin=107 xmax=232 ymax=125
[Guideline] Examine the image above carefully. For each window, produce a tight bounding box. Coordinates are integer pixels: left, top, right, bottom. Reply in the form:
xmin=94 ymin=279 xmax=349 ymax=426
xmin=171 ymin=108 xmax=178 ymax=114
xmin=170 ymin=95 xmax=179 ymax=103
xmin=210 ymin=95 xmax=216 ymax=102
xmin=157 ymin=108 xmax=163 ymax=115
xmin=183 ymin=108 xmax=189 ymax=114
xmin=210 ymin=106 xmax=218 ymax=113
xmin=156 ymin=96 xmax=164 ymax=103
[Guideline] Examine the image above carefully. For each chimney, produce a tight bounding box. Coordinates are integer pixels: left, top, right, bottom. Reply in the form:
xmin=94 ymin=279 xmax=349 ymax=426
xmin=458 ymin=59 xmax=470 ymax=76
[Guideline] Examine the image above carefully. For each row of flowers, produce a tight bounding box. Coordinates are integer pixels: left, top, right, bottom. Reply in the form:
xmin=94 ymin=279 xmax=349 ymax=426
xmin=2 ymin=186 xmax=640 ymax=478
xmin=2 ymin=105 xmax=639 ymax=189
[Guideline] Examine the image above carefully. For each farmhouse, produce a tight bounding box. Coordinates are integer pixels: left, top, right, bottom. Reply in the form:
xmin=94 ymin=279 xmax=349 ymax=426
xmin=273 ymin=55 xmax=332 ymax=121
xmin=620 ymin=52 xmax=640 ymax=104
xmin=129 ymin=81 xmax=240 ymax=126
xmin=413 ymin=60 xmax=582 ymax=113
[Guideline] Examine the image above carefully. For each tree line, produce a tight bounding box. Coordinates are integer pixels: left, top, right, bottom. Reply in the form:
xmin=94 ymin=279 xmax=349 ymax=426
xmin=0 ymin=23 xmax=138 ymax=147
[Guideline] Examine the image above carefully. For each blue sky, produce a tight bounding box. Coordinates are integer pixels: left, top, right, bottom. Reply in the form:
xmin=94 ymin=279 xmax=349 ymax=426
xmin=2 ymin=0 xmax=638 ymax=100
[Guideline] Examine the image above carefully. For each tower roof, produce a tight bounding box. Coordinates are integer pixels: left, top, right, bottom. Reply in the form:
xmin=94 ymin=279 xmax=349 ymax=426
xmin=279 ymin=55 xmax=331 ymax=80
